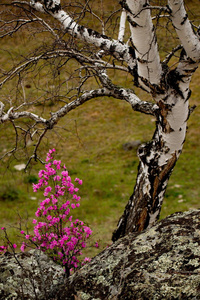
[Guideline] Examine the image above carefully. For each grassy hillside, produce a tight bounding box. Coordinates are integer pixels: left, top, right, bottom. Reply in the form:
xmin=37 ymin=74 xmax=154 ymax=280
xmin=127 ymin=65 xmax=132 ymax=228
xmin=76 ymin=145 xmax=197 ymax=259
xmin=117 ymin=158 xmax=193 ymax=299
xmin=0 ymin=0 xmax=199 ymax=257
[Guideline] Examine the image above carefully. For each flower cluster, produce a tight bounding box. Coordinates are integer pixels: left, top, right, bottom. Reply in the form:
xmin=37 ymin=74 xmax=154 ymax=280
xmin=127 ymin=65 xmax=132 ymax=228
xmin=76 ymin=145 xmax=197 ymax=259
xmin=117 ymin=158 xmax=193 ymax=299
xmin=0 ymin=149 xmax=92 ymax=276
xmin=0 ymin=245 xmax=7 ymax=254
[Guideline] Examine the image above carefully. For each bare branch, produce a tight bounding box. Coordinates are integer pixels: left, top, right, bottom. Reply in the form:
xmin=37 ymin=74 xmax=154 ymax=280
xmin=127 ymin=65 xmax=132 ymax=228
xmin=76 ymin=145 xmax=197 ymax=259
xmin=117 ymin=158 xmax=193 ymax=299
xmin=29 ymin=0 xmax=136 ymax=70
xmin=0 ymin=108 xmax=47 ymax=124
xmin=0 ymin=49 xmax=129 ymax=88
xmin=163 ymin=44 xmax=183 ymax=64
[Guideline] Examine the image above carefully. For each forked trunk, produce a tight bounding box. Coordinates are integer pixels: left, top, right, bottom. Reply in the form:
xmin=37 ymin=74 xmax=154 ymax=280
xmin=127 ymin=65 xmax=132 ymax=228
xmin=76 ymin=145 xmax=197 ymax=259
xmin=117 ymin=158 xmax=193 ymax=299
xmin=113 ymin=70 xmax=193 ymax=241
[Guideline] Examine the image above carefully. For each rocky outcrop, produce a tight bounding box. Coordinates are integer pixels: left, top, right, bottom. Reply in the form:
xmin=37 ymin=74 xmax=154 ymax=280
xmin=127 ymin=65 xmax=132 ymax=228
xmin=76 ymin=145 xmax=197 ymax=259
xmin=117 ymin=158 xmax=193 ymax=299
xmin=1 ymin=209 xmax=200 ymax=299
xmin=51 ymin=209 xmax=200 ymax=300
xmin=0 ymin=249 xmax=64 ymax=300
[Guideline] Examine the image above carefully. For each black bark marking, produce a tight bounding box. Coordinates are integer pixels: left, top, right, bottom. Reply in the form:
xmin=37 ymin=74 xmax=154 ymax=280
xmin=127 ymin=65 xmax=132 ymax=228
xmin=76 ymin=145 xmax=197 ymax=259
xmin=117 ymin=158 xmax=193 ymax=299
xmin=158 ymin=101 xmax=174 ymax=134
xmin=150 ymin=153 xmax=177 ymax=212
xmin=43 ymin=0 xmax=61 ymax=13
xmin=127 ymin=16 xmax=140 ymax=28
xmin=166 ymin=5 xmax=172 ymax=14
xmin=87 ymin=28 xmax=93 ymax=36
xmin=110 ymin=44 xmax=116 ymax=53
xmin=132 ymin=65 xmax=139 ymax=86
xmin=100 ymin=41 xmax=107 ymax=49
xmin=128 ymin=46 xmax=135 ymax=59
xmin=185 ymin=89 xmax=191 ymax=102
xmin=166 ymin=69 xmax=184 ymax=99
xmin=119 ymin=0 xmax=132 ymax=14
xmin=181 ymin=14 xmax=188 ymax=25
xmin=77 ymin=25 xmax=85 ymax=34
xmin=137 ymin=57 xmax=148 ymax=64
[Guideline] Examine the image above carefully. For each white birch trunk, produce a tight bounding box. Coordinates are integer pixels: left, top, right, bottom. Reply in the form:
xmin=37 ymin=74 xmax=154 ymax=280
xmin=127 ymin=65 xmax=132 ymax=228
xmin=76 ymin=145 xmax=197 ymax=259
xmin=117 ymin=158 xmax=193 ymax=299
xmin=113 ymin=55 xmax=198 ymax=240
xmin=126 ymin=0 xmax=162 ymax=86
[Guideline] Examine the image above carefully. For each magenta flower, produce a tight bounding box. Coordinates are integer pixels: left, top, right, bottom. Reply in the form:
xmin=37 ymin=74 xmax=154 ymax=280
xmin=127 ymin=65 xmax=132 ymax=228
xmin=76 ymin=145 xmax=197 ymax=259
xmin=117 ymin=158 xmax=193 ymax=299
xmin=20 ymin=242 xmax=26 ymax=252
xmin=14 ymin=149 xmax=93 ymax=276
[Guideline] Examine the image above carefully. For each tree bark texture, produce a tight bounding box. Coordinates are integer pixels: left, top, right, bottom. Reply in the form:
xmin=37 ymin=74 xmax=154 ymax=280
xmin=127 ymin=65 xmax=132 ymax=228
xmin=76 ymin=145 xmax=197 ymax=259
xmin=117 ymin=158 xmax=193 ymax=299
xmin=113 ymin=54 xmax=198 ymax=240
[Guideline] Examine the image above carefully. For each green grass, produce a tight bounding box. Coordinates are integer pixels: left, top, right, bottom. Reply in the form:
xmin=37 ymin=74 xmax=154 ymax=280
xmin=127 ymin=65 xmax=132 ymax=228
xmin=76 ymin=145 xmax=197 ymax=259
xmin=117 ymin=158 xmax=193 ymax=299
xmin=0 ymin=1 xmax=200 ymax=258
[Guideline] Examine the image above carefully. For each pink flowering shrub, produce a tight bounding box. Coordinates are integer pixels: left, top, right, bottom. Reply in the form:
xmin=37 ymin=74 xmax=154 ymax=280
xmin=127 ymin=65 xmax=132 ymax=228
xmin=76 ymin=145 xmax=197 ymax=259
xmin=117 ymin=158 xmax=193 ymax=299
xmin=0 ymin=149 xmax=92 ymax=276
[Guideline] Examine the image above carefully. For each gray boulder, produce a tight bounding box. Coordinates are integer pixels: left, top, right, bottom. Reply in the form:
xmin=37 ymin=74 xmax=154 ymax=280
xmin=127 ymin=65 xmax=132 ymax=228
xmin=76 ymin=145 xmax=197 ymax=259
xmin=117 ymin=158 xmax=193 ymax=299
xmin=1 ymin=209 xmax=200 ymax=299
xmin=50 ymin=209 xmax=200 ymax=299
xmin=0 ymin=249 xmax=64 ymax=300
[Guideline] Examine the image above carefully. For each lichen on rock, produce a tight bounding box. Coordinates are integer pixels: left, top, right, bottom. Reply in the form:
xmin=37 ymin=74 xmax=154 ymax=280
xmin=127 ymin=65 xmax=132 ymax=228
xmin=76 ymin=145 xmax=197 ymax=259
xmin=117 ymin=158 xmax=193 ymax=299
xmin=0 ymin=249 xmax=64 ymax=300
xmin=50 ymin=209 xmax=200 ymax=300
xmin=1 ymin=210 xmax=200 ymax=300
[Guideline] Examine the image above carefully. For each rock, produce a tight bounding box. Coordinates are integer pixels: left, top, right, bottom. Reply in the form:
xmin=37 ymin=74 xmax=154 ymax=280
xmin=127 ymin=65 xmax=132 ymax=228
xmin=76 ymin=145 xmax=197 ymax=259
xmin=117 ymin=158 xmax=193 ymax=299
xmin=0 ymin=249 xmax=65 ymax=300
xmin=122 ymin=140 xmax=141 ymax=151
xmin=13 ymin=164 xmax=26 ymax=171
xmin=1 ymin=210 xmax=200 ymax=300
xmin=50 ymin=209 xmax=200 ymax=299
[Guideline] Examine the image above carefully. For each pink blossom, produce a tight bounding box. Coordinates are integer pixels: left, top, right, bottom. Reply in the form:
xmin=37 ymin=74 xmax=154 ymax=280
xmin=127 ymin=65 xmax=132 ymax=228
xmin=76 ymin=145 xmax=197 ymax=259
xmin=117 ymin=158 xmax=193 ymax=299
xmin=84 ymin=257 xmax=91 ymax=263
xmin=75 ymin=178 xmax=83 ymax=185
xmin=0 ymin=245 xmax=7 ymax=253
xmin=61 ymin=170 xmax=68 ymax=177
xmin=20 ymin=242 xmax=26 ymax=252
xmin=47 ymin=215 xmax=52 ymax=221
xmin=84 ymin=226 xmax=92 ymax=237
xmin=81 ymin=241 xmax=86 ymax=248
xmin=73 ymin=194 xmax=80 ymax=201
xmin=44 ymin=186 xmax=52 ymax=196
xmin=54 ymin=175 xmax=61 ymax=181
xmin=94 ymin=242 xmax=99 ymax=248
xmin=51 ymin=197 xmax=58 ymax=204
xmin=17 ymin=149 xmax=92 ymax=274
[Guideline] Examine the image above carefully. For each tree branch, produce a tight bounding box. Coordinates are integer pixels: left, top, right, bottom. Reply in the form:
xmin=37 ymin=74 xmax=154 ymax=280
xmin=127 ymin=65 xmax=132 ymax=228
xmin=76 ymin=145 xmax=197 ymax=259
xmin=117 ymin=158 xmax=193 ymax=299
xmin=0 ymin=49 xmax=129 ymax=88
xmin=168 ymin=0 xmax=200 ymax=61
xmin=118 ymin=9 xmax=126 ymax=42
xmin=29 ymin=0 xmax=136 ymax=70
xmin=122 ymin=0 xmax=162 ymax=87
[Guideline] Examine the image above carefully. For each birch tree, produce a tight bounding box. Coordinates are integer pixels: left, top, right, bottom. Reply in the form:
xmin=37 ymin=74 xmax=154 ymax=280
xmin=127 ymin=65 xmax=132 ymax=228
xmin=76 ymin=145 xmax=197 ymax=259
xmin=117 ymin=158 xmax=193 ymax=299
xmin=0 ymin=0 xmax=199 ymax=241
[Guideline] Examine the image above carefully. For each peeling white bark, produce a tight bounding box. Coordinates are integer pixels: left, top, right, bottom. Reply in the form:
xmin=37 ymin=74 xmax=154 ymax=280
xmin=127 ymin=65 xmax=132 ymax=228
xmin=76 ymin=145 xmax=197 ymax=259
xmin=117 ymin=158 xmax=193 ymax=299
xmin=118 ymin=9 xmax=127 ymax=42
xmin=158 ymin=94 xmax=188 ymax=165
xmin=168 ymin=0 xmax=200 ymax=61
xmin=126 ymin=0 xmax=162 ymax=85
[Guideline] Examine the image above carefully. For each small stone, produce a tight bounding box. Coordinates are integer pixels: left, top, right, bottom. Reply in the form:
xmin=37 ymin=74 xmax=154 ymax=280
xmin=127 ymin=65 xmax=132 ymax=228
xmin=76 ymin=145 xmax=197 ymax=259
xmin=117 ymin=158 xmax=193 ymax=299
xmin=122 ymin=140 xmax=141 ymax=151
xmin=14 ymin=164 xmax=26 ymax=171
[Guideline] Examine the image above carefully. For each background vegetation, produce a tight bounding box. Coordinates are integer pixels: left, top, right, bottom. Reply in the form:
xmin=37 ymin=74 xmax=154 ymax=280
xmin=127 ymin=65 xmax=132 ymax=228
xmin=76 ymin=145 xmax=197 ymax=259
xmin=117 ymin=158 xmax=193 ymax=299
xmin=0 ymin=0 xmax=199 ymax=257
